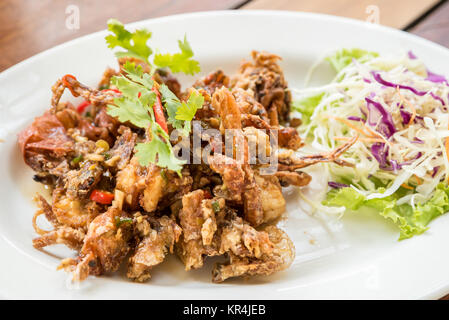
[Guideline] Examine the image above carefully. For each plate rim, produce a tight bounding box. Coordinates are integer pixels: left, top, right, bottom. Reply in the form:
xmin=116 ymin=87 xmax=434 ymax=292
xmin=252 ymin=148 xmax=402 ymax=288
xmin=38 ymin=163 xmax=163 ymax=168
xmin=2 ymin=10 xmax=449 ymax=300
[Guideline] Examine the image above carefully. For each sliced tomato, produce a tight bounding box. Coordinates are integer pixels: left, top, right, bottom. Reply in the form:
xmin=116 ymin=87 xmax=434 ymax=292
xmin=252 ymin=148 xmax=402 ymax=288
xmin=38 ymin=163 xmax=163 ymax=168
xmin=90 ymin=190 xmax=114 ymax=205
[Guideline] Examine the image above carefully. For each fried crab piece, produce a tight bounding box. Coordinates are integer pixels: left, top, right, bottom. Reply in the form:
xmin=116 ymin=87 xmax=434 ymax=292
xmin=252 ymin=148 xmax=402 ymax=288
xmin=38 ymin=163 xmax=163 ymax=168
xmin=211 ymin=88 xmax=264 ymax=226
xmin=79 ymin=107 xmax=120 ymax=144
xmin=192 ymin=69 xmax=230 ymax=96
xmin=253 ymin=173 xmax=286 ymax=223
xmin=233 ymin=51 xmax=291 ymax=126
xmin=176 ymin=190 xmax=220 ymax=270
xmin=116 ymin=156 xmax=192 ymax=212
xmin=241 ymin=164 xmax=264 ymax=227
xmin=64 ymin=160 xmax=103 ymax=199
xmin=213 ymin=86 xmax=243 ymax=131
xmin=154 ymin=69 xmax=182 ymax=98
xmin=97 ymin=67 xmax=119 ymax=90
xmin=176 ymin=189 xmax=281 ymax=276
xmin=232 ymin=87 xmax=269 ymax=121
xmin=115 ymin=157 xmax=151 ymax=210
xmin=212 ymin=225 xmax=295 ymax=283
xmin=51 ymin=76 xmax=118 ymax=109
xmin=217 ymin=216 xmax=274 ymax=259
xmin=33 ymin=226 xmax=86 ymax=251
xmin=208 ymin=154 xmax=245 ymax=202
xmin=60 ymin=207 xmax=132 ymax=281
xmin=241 ymin=113 xmax=303 ymax=150
xmin=52 ymin=187 xmax=101 ymax=228
xmin=274 ymin=170 xmax=312 ymax=187
xmin=32 ymin=195 xmax=86 ymax=251
xmin=187 ymin=70 xmax=231 ymax=120
xmin=127 ymin=215 xmax=182 ymax=282
xmin=140 ymin=164 xmax=165 ymax=213
xmin=103 ymin=126 xmax=137 ymax=171
xmin=18 ymin=111 xmax=74 ymax=175
xmin=51 ymin=75 xmax=120 ymax=143
xmin=276 ymin=135 xmax=358 ymax=171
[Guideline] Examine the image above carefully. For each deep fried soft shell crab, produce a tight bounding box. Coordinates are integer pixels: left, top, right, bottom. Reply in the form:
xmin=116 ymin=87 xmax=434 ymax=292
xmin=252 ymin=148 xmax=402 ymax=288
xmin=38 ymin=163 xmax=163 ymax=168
xmin=19 ymin=51 xmax=356 ymax=283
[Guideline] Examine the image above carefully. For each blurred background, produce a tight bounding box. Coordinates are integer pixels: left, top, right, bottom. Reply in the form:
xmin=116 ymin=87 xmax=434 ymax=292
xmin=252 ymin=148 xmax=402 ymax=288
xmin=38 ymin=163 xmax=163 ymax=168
xmin=0 ymin=0 xmax=448 ymax=72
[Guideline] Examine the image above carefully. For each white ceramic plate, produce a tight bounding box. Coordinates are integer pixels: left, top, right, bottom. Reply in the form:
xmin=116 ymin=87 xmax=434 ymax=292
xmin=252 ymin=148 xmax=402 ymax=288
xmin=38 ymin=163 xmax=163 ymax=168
xmin=1 ymin=10 xmax=449 ymax=300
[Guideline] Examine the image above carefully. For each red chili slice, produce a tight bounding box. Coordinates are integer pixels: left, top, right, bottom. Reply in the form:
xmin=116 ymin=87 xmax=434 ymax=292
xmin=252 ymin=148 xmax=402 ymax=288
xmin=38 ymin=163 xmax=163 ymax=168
xmin=151 ymin=86 xmax=168 ymax=134
xmin=90 ymin=190 xmax=114 ymax=205
xmin=76 ymin=100 xmax=91 ymax=113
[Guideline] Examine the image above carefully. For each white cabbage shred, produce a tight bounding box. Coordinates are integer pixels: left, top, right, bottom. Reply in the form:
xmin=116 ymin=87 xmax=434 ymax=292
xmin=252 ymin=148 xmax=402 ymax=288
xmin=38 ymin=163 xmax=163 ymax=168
xmin=292 ymin=52 xmax=449 ymax=206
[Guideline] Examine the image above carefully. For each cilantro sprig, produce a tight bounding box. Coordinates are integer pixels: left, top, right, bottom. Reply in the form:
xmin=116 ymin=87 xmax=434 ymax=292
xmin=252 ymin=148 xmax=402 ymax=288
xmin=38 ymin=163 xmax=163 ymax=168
xmin=106 ymin=19 xmax=153 ymax=64
xmin=106 ymin=19 xmax=200 ymax=75
xmin=105 ymin=19 xmax=203 ymax=173
xmin=159 ymin=84 xmax=204 ymax=135
xmin=154 ymin=36 xmax=201 ymax=75
xmin=107 ymin=63 xmax=181 ymax=172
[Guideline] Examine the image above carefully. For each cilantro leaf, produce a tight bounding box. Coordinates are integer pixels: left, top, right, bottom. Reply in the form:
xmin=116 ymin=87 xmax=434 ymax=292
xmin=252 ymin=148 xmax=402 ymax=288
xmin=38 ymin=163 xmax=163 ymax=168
xmin=135 ymin=138 xmax=185 ymax=173
xmin=176 ymin=90 xmax=204 ymax=121
xmin=122 ymin=61 xmax=154 ymax=89
xmin=154 ymin=35 xmax=201 ymax=75
xmin=107 ymin=97 xmax=151 ymax=128
xmin=105 ymin=19 xmax=152 ymax=64
xmin=159 ymin=84 xmax=184 ymax=131
xmin=107 ymin=62 xmax=188 ymax=174
xmin=107 ymin=68 xmax=156 ymax=128
xmin=158 ymin=85 xmax=203 ymax=135
xmin=105 ymin=19 xmax=200 ymax=76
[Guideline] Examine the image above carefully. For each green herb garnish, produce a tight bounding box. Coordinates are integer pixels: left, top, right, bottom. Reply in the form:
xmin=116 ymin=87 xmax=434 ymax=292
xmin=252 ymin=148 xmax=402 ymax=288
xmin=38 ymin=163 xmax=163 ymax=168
xmin=160 ymin=169 xmax=167 ymax=182
xmin=105 ymin=19 xmax=200 ymax=76
xmin=104 ymin=20 xmax=203 ymax=174
xmin=153 ymin=35 xmax=200 ymax=75
xmin=107 ymin=62 xmax=189 ymax=173
xmin=115 ymin=216 xmax=133 ymax=227
xmin=71 ymin=155 xmax=83 ymax=165
xmin=103 ymin=152 xmax=111 ymax=160
xmin=212 ymin=201 xmax=220 ymax=213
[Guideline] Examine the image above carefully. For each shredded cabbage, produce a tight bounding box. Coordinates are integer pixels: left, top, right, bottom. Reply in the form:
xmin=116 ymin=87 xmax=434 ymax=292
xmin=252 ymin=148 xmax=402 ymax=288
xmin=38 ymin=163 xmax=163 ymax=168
xmin=292 ymin=48 xmax=449 ymax=239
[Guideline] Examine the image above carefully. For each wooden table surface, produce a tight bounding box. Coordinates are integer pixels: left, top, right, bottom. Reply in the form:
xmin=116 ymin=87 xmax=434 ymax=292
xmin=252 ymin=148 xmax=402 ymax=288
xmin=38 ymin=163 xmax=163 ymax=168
xmin=1 ymin=0 xmax=449 ymax=299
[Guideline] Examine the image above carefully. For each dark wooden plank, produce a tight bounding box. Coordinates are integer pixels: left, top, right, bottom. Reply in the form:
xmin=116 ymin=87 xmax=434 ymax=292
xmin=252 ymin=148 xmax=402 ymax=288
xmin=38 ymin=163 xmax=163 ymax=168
xmin=0 ymin=0 xmax=246 ymax=71
xmin=410 ymin=0 xmax=449 ymax=48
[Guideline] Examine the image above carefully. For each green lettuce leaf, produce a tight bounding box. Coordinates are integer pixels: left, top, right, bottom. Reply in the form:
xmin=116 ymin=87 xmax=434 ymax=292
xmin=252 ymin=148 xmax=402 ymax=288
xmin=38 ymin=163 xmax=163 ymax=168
xmin=291 ymin=93 xmax=323 ymax=124
xmin=326 ymin=48 xmax=378 ymax=73
xmin=324 ymin=184 xmax=449 ymax=240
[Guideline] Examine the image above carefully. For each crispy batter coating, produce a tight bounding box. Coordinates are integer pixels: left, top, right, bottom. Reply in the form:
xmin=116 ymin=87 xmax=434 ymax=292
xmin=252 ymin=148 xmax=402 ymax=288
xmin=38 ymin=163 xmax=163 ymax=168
xmin=233 ymin=51 xmax=291 ymax=126
xmin=128 ymin=215 xmax=182 ymax=282
xmin=20 ymin=51 xmax=357 ymax=284
xmin=60 ymin=207 xmax=132 ymax=281
xmin=212 ymin=226 xmax=295 ymax=282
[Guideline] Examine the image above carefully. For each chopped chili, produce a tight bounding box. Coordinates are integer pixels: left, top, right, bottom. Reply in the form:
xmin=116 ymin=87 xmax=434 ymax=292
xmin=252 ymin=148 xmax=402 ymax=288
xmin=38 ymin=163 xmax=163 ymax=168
xmin=90 ymin=190 xmax=114 ymax=205
xmin=76 ymin=100 xmax=91 ymax=113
